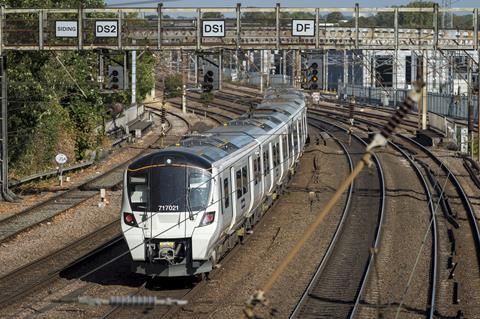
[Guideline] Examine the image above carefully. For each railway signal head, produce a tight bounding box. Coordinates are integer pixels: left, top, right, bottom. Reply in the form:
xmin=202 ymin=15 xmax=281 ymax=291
xmin=307 ymin=60 xmax=320 ymax=90
xmin=202 ymin=64 xmax=219 ymax=93
xmin=203 ymin=70 xmax=214 ymax=92
xmin=108 ymin=66 xmax=124 ymax=91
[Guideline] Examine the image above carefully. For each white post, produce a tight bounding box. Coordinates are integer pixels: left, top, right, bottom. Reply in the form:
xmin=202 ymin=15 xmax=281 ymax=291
xmin=260 ymin=50 xmax=264 ymax=93
xmin=131 ymin=49 xmax=137 ymax=107
xmin=422 ymin=52 xmax=428 ymax=130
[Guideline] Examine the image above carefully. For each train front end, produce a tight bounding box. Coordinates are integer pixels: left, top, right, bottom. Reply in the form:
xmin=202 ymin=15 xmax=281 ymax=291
xmin=121 ymin=150 xmax=219 ymax=277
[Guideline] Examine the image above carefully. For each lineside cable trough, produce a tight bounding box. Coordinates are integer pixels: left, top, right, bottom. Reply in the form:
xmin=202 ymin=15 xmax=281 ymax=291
xmin=241 ymin=79 xmax=425 ymax=319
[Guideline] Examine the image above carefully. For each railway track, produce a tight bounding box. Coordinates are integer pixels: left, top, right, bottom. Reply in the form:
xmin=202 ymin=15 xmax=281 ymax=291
xmin=291 ymin=118 xmax=385 ymax=318
xmin=308 ymin=113 xmax=438 ymax=317
xmin=310 ymin=108 xmax=480 ymax=317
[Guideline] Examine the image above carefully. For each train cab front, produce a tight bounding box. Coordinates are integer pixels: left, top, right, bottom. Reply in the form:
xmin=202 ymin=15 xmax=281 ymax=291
xmin=120 ymin=150 xmax=219 ymax=277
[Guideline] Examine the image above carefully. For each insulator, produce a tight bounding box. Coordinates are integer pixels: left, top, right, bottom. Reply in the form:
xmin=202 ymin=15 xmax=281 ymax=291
xmin=379 ymin=80 xmax=424 ymax=139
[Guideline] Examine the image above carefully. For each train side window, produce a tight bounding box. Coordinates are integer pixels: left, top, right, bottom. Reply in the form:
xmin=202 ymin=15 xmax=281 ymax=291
xmin=255 ymin=156 xmax=261 ymax=185
xmin=272 ymin=144 xmax=277 ymax=167
xmin=223 ymin=178 xmax=230 ymax=208
xmin=276 ymin=142 xmax=280 ymax=166
xmin=236 ymin=169 xmax=242 ymax=198
xmin=283 ymin=135 xmax=288 ymax=159
xmin=253 ymin=157 xmax=258 ymax=185
xmin=242 ymin=166 xmax=248 ymax=195
xmin=263 ymin=150 xmax=269 ymax=175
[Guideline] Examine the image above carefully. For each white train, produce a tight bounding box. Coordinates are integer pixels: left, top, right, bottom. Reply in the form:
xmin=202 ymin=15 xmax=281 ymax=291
xmin=121 ymin=87 xmax=308 ymax=277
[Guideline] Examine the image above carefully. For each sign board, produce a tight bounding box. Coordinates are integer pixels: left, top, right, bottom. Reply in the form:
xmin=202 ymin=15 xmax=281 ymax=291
xmin=55 ymin=153 xmax=68 ymax=165
xmin=459 ymin=126 xmax=468 ymax=153
xmin=95 ymin=21 xmax=118 ymax=38
xmin=292 ymin=20 xmax=315 ymax=36
xmin=311 ymin=92 xmax=320 ymax=103
xmin=55 ymin=21 xmax=78 ymax=38
xmin=202 ymin=20 xmax=225 ymax=37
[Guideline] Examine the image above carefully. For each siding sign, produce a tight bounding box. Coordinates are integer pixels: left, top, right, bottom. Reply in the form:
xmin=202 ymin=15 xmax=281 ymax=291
xmin=55 ymin=21 xmax=78 ymax=38
xmin=95 ymin=21 xmax=118 ymax=38
xmin=202 ymin=20 xmax=225 ymax=37
xmin=292 ymin=20 xmax=315 ymax=36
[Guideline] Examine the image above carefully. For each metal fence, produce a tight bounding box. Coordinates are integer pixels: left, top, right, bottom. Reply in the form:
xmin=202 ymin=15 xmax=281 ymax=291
xmin=340 ymin=84 xmax=479 ymax=122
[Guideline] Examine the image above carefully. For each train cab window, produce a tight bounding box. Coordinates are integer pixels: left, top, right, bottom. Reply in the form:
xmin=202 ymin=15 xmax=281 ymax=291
xmin=263 ymin=151 xmax=269 ymax=175
xmin=128 ymin=173 xmax=148 ymax=211
xmin=242 ymin=166 xmax=248 ymax=195
xmin=223 ymin=178 xmax=230 ymax=208
xmin=236 ymin=170 xmax=242 ymax=199
xmin=187 ymin=169 xmax=211 ymax=211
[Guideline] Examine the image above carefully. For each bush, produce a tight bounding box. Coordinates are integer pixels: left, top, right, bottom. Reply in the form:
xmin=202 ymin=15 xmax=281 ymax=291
xmin=164 ymin=74 xmax=182 ymax=98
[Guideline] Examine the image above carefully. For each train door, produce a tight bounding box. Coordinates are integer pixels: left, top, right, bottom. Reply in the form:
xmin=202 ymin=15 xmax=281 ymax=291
xmin=250 ymin=151 xmax=262 ymax=212
xmin=148 ymin=153 xmax=188 ymax=239
xmin=279 ymin=132 xmax=286 ymax=182
xmin=228 ymin=167 xmax=237 ymax=233
xmin=289 ymin=123 xmax=295 ymax=163
xmin=262 ymin=144 xmax=272 ymax=195
xmin=268 ymin=142 xmax=275 ymax=193
xmin=272 ymin=138 xmax=281 ymax=185
xmin=234 ymin=160 xmax=250 ymax=223
xmin=220 ymin=167 xmax=233 ymax=233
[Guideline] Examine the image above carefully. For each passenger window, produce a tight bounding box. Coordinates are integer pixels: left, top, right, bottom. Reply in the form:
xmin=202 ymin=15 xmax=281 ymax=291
xmin=276 ymin=143 xmax=280 ymax=166
xmin=254 ymin=157 xmax=261 ymax=184
xmin=223 ymin=178 xmax=229 ymax=208
xmin=242 ymin=166 xmax=248 ymax=195
xmin=263 ymin=151 xmax=269 ymax=175
xmin=236 ymin=170 xmax=242 ymax=198
xmin=272 ymin=145 xmax=276 ymax=167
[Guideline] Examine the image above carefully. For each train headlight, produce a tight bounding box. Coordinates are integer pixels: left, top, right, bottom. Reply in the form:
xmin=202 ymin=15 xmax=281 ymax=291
xmin=199 ymin=211 xmax=215 ymax=227
xmin=123 ymin=212 xmax=138 ymax=227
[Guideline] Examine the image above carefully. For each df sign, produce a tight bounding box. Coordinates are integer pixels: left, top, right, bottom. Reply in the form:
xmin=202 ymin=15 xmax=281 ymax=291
xmin=292 ymin=20 xmax=315 ymax=37
xmin=202 ymin=20 xmax=225 ymax=37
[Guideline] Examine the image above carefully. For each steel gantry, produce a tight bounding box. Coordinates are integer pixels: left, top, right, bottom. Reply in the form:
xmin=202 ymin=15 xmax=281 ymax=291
xmin=0 ymin=4 xmax=478 ymax=52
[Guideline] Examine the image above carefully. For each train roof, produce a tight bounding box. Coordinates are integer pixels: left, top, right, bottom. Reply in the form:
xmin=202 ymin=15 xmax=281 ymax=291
xmin=128 ymin=87 xmax=306 ymax=170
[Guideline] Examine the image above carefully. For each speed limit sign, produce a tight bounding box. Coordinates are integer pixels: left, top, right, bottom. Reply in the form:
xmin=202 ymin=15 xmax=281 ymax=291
xmin=55 ymin=153 xmax=68 ymax=165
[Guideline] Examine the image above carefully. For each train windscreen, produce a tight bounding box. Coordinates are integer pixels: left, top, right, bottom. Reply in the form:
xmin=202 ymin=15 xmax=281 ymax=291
xmin=127 ymin=166 xmax=211 ymax=213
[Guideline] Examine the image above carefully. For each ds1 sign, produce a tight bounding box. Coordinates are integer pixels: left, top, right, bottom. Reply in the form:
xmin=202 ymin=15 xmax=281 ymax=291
xmin=292 ymin=20 xmax=315 ymax=37
xmin=202 ymin=20 xmax=225 ymax=37
xmin=95 ymin=21 xmax=118 ymax=38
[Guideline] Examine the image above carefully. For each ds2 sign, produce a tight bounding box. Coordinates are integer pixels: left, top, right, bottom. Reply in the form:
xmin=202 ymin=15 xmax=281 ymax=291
xmin=202 ymin=20 xmax=225 ymax=37
xmin=95 ymin=21 xmax=118 ymax=38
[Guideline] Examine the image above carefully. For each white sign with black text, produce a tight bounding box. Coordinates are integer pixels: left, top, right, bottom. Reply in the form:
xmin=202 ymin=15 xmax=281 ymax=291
xmin=55 ymin=21 xmax=78 ymax=38
xmin=202 ymin=20 xmax=225 ymax=37
xmin=95 ymin=21 xmax=118 ymax=38
xmin=292 ymin=20 xmax=315 ymax=36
